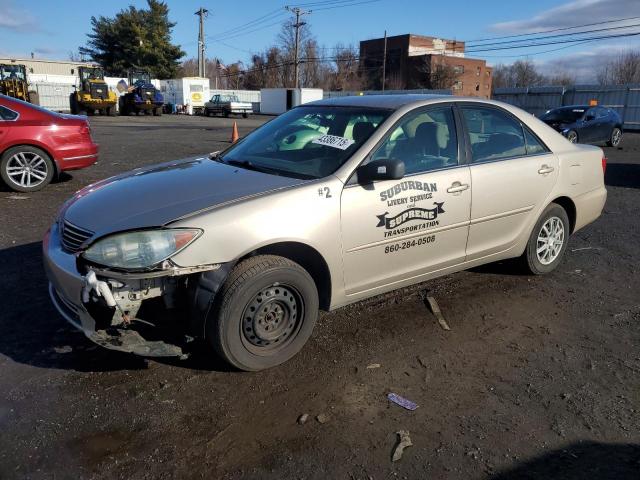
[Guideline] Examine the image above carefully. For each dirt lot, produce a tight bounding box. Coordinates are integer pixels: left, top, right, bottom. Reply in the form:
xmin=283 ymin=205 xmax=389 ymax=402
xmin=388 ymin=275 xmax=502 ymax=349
xmin=0 ymin=114 xmax=638 ymax=479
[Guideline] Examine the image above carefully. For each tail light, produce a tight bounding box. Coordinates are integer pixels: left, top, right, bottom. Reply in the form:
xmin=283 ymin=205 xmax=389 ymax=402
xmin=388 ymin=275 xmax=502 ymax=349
xmin=80 ymin=122 xmax=92 ymax=138
xmin=602 ymin=156 xmax=607 ymax=174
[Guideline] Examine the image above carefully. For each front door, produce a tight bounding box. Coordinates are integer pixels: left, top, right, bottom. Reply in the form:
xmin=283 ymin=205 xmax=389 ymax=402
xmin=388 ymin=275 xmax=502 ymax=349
xmin=341 ymin=105 xmax=471 ymax=296
xmin=458 ymin=105 xmax=560 ymax=260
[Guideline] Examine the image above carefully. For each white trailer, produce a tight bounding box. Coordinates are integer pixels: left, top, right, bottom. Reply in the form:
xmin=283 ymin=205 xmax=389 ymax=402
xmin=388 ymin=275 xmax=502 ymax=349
xmin=260 ymin=88 xmax=323 ymax=115
xmin=159 ymin=77 xmax=210 ymax=114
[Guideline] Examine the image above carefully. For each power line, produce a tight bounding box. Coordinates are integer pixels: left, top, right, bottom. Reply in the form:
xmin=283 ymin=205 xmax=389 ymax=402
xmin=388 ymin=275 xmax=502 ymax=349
xmin=465 ymin=15 xmax=640 ymax=44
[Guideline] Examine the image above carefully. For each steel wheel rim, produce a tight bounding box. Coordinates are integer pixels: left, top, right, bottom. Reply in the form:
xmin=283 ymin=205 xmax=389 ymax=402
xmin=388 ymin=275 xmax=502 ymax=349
xmin=536 ymin=216 xmax=565 ymax=265
xmin=612 ymin=129 xmax=621 ymax=146
xmin=6 ymin=151 xmax=48 ymax=188
xmin=241 ymin=283 xmax=304 ymax=354
xmin=567 ymin=132 xmax=578 ymax=143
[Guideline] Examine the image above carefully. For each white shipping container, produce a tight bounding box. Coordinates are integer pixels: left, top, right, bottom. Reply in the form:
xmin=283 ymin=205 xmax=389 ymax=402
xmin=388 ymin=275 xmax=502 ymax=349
xmin=159 ymin=77 xmax=210 ymax=113
xmin=260 ymin=88 xmax=323 ymax=115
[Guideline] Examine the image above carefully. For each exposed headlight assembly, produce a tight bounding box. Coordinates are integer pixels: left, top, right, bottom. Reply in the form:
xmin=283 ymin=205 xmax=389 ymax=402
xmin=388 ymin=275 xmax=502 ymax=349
xmin=83 ymin=229 xmax=202 ymax=270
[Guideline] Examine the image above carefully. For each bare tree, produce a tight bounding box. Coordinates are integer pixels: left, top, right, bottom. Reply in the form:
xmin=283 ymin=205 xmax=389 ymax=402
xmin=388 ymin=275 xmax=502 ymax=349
xmin=329 ymin=44 xmax=361 ymax=91
xmin=597 ymin=50 xmax=640 ymax=85
xmin=410 ymin=55 xmax=457 ymax=90
xmin=491 ymin=60 xmax=545 ymax=90
xmin=547 ymin=70 xmax=576 ymax=86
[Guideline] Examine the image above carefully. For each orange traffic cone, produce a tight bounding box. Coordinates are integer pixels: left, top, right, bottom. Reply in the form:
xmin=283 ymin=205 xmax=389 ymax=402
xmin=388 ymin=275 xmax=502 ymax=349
xmin=231 ymin=121 xmax=239 ymax=143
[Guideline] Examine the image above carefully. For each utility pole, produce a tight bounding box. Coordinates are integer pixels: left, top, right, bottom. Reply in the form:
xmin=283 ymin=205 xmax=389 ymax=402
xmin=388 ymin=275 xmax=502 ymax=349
xmin=382 ymin=30 xmax=387 ymax=92
xmin=195 ymin=7 xmax=209 ymax=77
xmin=285 ymin=6 xmax=311 ymax=89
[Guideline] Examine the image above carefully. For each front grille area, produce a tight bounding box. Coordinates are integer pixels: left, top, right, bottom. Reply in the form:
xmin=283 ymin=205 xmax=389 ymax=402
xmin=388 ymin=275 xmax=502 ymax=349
xmin=141 ymin=87 xmax=155 ymax=99
xmin=90 ymin=82 xmax=108 ymax=100
xmin=61 ymin=220 xmax=93 ymax=253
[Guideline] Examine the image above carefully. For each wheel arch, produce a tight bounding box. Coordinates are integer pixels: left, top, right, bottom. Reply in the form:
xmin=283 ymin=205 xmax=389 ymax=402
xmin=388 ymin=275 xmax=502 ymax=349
xmin=1 ymin=142 xmax=59 ymax=175
xmin=241 ymin=241 xmax=332 ymax=311
xmin=550 ymin=196 xmax=577 ymax=233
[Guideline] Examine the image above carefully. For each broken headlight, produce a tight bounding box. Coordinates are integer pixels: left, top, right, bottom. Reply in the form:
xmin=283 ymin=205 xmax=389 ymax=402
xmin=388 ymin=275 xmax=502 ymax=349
xmin=83 ymin=229 xmax=202 ymax=270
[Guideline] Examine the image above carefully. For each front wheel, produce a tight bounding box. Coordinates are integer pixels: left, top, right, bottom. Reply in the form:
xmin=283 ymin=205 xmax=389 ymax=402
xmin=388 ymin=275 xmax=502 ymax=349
xmin=207 ymin=255 xmax=319 ymax=371
xmin=607 ymin=127 xmax=622 ymax=147
xmin=521 ymin=203 xmax=570 ymax=275
xmin=1 ymin=145 xmax=55 ymax=192
xmin=566 ymin=130 xmax=578 ymax=143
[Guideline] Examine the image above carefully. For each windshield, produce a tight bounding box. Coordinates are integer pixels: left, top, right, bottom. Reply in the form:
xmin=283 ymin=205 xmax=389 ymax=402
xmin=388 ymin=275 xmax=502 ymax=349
xmin=131 ymin=71 xmax=151 ymax=85
xmin=80 ymin=68 xmax=104 ymax=82
xmin=219 ymin=106 xmax=391 ymax=179
xmin=541 ymin=108 xmax=586 ymax=123
xmin=0 ymin=65 xmax=26 ymax=81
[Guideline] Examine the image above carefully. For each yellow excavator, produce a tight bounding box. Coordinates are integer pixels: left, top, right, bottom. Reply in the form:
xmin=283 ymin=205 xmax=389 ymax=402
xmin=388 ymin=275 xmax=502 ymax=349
xmin=0 ymin=64 xmax=30 ymax=102
xmin=70 ymin=66 xmax=117 ymax=115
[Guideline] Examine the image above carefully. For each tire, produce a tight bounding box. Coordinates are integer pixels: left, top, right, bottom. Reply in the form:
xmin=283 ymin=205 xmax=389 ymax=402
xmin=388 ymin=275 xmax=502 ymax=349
xmin=242 ymin=112 xmax=248 ymax=119
xmin=606 ymin=127 xmax=622 ymax=147
xmin=153 ymin=106 xmax=162 ymax=116
xmin=1 ymin=145 xmax=55 ymax=192
xmin=207 ymin=255 xmax=319 ymax=371
xmin=566 ymin=130 xmax=578 ymax=143
xmin=69 ymin=94 xmax=78 ymax=114
xmin=106 ymin=106 xmax=116 ymax=117
xmin=223 ymin=109 xmax=230 ymax=118
xmin=206 ymin=109 xmax=213 ymax=117
xmin=520 ymin=203 xmax=570 ymax=275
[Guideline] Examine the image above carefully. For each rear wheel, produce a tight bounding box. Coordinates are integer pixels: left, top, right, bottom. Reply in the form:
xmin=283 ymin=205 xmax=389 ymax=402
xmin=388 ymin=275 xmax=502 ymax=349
xmin=566 ymin=130 xmax=578 ymax=143
xmin=153 ymin=106 xmax=162 ymax=116
xmin=207 ymin=255 xmax=319 ymax=371
xmin=69 ymin=93 xmax=78 ymax=114
xmin=520 ymin=203 xmax=570 ymax=275
xmin=1 ymin=146 xmax=55 ymax=192
xmin=607 ymin=127 xmax=622 ymax=147
xmin=242 ymin=112 xmax=248 ymax=118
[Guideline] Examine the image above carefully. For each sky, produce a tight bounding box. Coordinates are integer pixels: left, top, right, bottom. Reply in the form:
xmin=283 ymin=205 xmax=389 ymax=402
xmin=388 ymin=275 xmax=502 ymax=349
xmin=1 ymin=0 xmax=640 ymax=82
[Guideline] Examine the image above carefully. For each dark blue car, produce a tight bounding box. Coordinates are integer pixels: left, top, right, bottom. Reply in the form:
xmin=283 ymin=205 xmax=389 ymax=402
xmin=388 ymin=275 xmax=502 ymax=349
xmin=540 ymin=105 xmax=623 ymax=147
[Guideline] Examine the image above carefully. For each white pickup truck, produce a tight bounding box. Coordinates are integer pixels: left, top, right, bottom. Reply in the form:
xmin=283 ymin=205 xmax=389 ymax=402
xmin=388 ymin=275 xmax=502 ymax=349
xmin=204 ymin=94 xmax=253 ymax=118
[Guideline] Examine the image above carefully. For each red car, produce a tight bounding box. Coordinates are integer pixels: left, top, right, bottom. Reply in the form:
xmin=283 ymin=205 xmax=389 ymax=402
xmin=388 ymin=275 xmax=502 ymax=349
xmin=0 ymin=94 xmax=98 ymax=192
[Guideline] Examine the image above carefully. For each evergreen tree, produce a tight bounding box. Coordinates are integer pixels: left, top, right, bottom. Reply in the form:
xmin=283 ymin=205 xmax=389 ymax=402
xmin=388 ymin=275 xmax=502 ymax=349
xmin=79 ymin=0 xmax=184 ymax=79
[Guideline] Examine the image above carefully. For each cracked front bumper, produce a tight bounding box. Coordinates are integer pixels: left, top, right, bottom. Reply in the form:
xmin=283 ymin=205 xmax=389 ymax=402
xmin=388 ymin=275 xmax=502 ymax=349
xmin=43 ymin=222 xmax=186 ymax=358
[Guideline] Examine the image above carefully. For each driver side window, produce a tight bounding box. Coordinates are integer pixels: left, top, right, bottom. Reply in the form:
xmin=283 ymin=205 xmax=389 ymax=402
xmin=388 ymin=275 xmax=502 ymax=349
xmin=371 ymin=106 xmax=459 ymax=175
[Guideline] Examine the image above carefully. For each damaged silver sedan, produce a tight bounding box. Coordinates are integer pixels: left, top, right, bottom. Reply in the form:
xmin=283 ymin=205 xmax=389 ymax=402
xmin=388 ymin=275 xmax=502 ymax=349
xmin=44 ymin=95 xmax=606 ymax=371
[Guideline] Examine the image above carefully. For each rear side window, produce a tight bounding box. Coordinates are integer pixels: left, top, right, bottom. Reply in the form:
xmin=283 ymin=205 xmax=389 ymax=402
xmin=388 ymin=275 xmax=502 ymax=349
xmin=0 ymin=105 xmax=18 ymax=121
xmin=461 ymin=107 xmax=526 ymax=162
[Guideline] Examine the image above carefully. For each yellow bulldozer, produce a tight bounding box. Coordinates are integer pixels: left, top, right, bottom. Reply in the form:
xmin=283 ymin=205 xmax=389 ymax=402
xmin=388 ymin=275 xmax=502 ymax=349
xmin=0 ymin=64 xmax=30 ymax=102
xmin=70 ymin=67 xmax=117 ymax=115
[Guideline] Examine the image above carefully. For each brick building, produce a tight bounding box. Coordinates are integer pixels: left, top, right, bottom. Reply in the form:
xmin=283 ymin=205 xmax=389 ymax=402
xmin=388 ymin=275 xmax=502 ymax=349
xmin=359 ymin=34 xmax=492 ymax=98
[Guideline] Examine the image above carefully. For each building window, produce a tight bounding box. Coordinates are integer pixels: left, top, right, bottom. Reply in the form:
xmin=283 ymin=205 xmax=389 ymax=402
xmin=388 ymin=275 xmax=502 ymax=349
xmin=486 ymin=70 xmax=491 ymax=77
xmin=453 ymin=81 xmax=463 ymax=90
xmin=476 ymin=67 xmax=481 ymax=76
xmin=29 ymin=68 xmax=33 ymax=73
xmin=71 ymin=68 xmax=74 ymax=75
xmin=475 ymin=84 xmax=480 ymax=91
xmin=453 ymin=65 xmax=464 ymax=74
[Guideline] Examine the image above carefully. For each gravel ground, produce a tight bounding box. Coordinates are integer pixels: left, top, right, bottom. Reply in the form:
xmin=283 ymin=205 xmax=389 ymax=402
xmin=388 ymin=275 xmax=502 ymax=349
xmin=0 ymin=115 xmax=638 ymax=479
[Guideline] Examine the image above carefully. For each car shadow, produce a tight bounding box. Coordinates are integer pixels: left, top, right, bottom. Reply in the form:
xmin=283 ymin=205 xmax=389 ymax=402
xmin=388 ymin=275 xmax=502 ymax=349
xmin=0 ymin=241 xmax=232 ymax=373
xmin=605 ymin=163 xmax=640 ymax=189
xmin=490 ymin=441 xmax=640 ymax=480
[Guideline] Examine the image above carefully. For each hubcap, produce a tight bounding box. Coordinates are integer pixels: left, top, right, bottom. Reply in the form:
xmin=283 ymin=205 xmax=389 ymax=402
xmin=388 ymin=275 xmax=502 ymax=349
xmin=536 ymin=216 xmax=565 ymax=265
xmin=567 ymin=132 xmax=578 ymax=143
xmin=242 ymin=284 xmax=303 ymax=351
xmin=6 ymin=152 xmax=48 ymax=188
xmin=612 ymin=129 xmax=621 ymax=146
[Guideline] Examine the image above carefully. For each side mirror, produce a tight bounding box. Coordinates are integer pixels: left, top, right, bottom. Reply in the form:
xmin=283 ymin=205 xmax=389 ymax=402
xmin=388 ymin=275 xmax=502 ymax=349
xmin=357 ymin=158 xmax=405 ymax=184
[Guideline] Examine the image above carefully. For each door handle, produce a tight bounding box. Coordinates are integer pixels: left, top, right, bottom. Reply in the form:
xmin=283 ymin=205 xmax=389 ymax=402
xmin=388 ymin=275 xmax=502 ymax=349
xmin=447 ymin=181 xmax=469 ymax=194
xmin=538 ymin=165 xmax=555 ymax=175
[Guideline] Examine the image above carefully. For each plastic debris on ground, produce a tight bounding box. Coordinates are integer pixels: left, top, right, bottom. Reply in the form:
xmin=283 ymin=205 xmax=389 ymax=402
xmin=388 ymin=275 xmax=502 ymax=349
xmin=387 ymin=392 xmax=418 ymax=411
xmin=392 ymin=430 xmax=413 ymax=462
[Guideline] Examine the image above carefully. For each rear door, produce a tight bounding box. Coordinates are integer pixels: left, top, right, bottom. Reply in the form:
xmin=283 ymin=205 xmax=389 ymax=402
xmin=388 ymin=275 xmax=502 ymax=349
xmin=340 ymin=105 xmax=472 ymax=295
xmin=459 ymin=105 xmax=559 ymax=260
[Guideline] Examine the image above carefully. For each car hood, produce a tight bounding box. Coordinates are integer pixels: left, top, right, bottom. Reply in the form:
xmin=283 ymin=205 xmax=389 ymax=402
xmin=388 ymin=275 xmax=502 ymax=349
xmin=61 ymin=156 xmax=307 ymax=238
xmin=541 ymin=119 xmax=575 ymax=131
